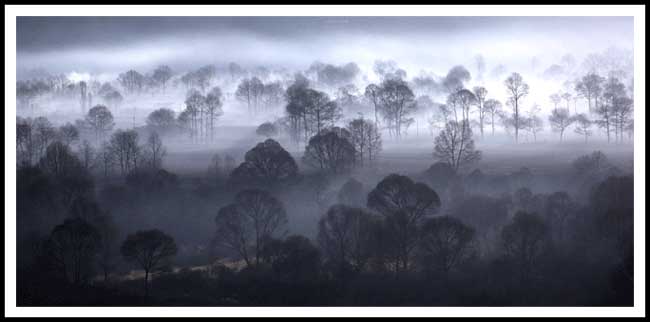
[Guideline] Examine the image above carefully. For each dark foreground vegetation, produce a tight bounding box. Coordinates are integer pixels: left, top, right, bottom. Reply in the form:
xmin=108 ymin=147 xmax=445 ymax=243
xmin=17 ymin=136 xmax=633 ymax=306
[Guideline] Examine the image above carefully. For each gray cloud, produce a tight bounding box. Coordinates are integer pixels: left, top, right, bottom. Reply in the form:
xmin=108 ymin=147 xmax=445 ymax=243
xmin=17 ymin=16 xmax=633 ymax=76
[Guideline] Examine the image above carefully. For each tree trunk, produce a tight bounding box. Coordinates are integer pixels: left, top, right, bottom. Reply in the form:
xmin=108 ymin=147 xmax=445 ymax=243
xmin=144 ymin=269 xmax=149 ymax=297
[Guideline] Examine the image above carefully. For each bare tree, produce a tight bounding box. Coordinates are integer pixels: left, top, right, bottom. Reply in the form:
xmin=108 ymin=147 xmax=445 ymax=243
xmin=57 ymin=123 xmax=79 ymax=147
xmin=433 ymin=120 xmax=482 ymax=171
xmin=144 ymin=132 xmax=166 ymax=169
xmin=121 ymin=229 xmax=177 ymax=297
xmin=16 ymin=117 xmax=36 ymax=166
xmin=38 ymin=141 xmax=82 ymax=178
xmin=364 ymin=84 xmax=382 ymax=129
xmin=108 ymin=129 xmax=141 ymax=175
xmin=573 ymin=113 xmax=593 ymax=143
xmin=367 ymin=174 xmax=441 ymax=272
xmin=33 ymin=117 xmax=56 ymax=159
xmin=318 ymin=204 xmax=378 ymax=273
xmin=346 ymin=117 xmax=382 ymax=166
xmin=504 ymin=73 xmax=530 ymax=143
xmin=236 ymin=77 xmax=265 ymax=113
xmin=452 ymin=88 xmax=477 ymax=123
xmin=85 ymin=105 xmax=115 ymax=143
xmin=611 ymin=96 xmax=633 ymax=143
xmin=205 ymin=87 xmax=224 ymax=142
xmin=377 ymin=78 xmax=417 ymax=139
xmin=523 ymin=116 xmax=544 ymax=142
xmin=183 ymin=89 xmax=205 ymax=143
xmin=117 ymin=70 xmax=145 ymax=94
xmin=473 ymin=86 xmax=488 ymax=138
xmin=303 ymin=127 xmax=356 ymax=174
xmin=77 ymin=140 xmax=97 ymax=171
xmin=285 ymin=84 xmax=341 ymax=143
xmin=484 ymin=99 xmax=502 ymax=136
xmin=525 ymin=104 xmax=544 ymax=142
xmin=548 ymin=108 xmax=575 ymax=142
xmin=151 ymin=65 xmax=173 ymax=93
xmin=47 ymin=218 xmax=101 ymax=285
xmin=597 ymin=76 xmax=627 ymax=143
xmin=418 ymin=216 xmax=475 ymax=274
xmin=575 ymin=73 xmax=605 ymax=112
xmin=305 ymin=90 xmax=341 ymax=137
xmin=215 ymin=189 xmax=287 ymax=266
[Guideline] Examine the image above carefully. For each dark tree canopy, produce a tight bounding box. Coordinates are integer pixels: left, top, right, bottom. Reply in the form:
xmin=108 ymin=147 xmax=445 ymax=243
xmin=121 ymin=229 xmax=178 ymax=296
xmin=256 ymin=122 xmax=279 ymax=138
xmin=368 ymin=174 xmax=441 ymax=222
xmin=47 ymin=218 xmax=101 ymax=285
xmin=422 ymin=162 xmax=458 ymax=194
xmin=367 ymin=174 xmax=441 ymax=271
xmin=215 ymin=189 xmax=288 ymax=267
xmin=230 ymin=139 xmax=299 ymax=185
xmin=418 ymin=215 xmax=476 ymax=274
xmin=261 ymin=235 xmax=321 ymax=281
xmin=146 ymin=108 xmax=177 ymax=135
xmin=302 ymin=128 xmax=356 ymax=174
xmin=501 ymin=211 xmax=549 ymax=281
xmin=317 ymin=204 xmax=377 ymax=274
xmin=85 ymin=105 xmax=115 ymax=142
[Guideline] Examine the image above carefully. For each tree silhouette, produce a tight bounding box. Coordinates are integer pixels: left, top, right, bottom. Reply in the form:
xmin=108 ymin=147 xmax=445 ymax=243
xmin=151 ymin=65 xmax=173 ymax=93
xmin=215 ymin=189 xmax=287 ymax=267
xmin=230 ymin=139 xmax=298 ymax=186
xmin=85 ymin=105 xmax=115 ymax=143
xmin=346 ymin=117 xmax=382 ymax=166
xmin=48 ymin=218 xmax=101 ymax=285
xmin=548 ymin=108 xmax=574 ymax=142
xmin=121 ymin=229 xmax=178 ymax=297
xmin=377 ymin=78 xmax=417 ymax=139
xmin=418 ymin=215 xmax=475 ymax=274
xmin=504 ymin=73 xmax=529 ymax=143
xmin=256 ymin=122 xmax=279 ymax=138
xmin=318 ymin=204 xmax=377 ymax=274
xmin=501 ymin=211 xmax=549 ymax=283
xmin=367 ymin=174 xmax=441 ymax=271
xmin=146 ymin=108 xmax=176 ymax=135
xmin=303 ymin=128 xmax=356 ymax=174
xmin=573 ymin=114 xmax=593 ymax=143
xmin=433 ymin=120 xmax=482 ymax=171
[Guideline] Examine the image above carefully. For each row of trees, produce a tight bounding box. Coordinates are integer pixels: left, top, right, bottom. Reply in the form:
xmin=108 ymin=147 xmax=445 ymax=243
xmin=18 ymin=128 xmax=632 ymax=304
xmin=235 ymin=77 xmax=285 ymax=113
xmin=41 ymin=212 xmax=178 ymax=297
xmin=17 ymin=115 xmax=167 ymax=180
xmin=214 ymin=167 xmax=630 ymax=284
xmin=178 ymin=88 xmax=224 ymax=143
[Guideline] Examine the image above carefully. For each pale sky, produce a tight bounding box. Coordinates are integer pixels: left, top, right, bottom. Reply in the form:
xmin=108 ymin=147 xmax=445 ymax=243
xmin=17 ymin=16 xmax=633 ymax=77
